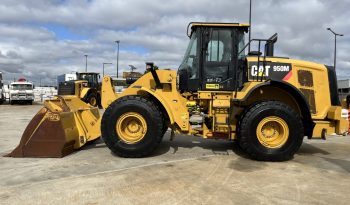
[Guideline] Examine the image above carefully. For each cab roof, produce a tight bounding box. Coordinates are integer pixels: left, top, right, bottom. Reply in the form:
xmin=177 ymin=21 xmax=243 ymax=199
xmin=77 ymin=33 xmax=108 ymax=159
xmin=187 ymin=22 xmax=250 ymax=37
xmin=11 ymin=81 xmax=33 ymax=85
xmin=190 ymin=22 xmax=250 ymax=28
xmin=79 ymin=72 xmax=99 ymax=75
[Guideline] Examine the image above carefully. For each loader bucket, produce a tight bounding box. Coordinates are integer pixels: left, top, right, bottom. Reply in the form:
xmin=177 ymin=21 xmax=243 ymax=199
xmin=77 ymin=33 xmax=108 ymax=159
xmin=6 ymin=96 xmax=101 ymax=158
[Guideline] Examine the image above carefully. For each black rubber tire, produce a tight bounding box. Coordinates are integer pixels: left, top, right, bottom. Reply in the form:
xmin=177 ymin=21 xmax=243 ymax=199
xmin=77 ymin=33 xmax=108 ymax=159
xmin=85 ymin=92 xmax=98 ymax=107
xmin=10 ymin=100 xmax=14 ymax=105
xmin=101 ymin=95 xmax=164 ymax=158
xmin=97 ymin=93 xmax=102 ymax=108
xmin=237 ymin=101 xmax=304 ymax=161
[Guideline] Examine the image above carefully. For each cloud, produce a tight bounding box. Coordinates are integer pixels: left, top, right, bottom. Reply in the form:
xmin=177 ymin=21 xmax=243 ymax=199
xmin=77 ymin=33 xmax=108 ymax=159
xmin=0 ymin=0 xmax=349 ymax=85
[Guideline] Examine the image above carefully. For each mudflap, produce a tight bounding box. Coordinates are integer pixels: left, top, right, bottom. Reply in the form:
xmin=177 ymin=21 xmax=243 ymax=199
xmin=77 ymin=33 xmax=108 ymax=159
xmin=5 ymin=96 xmax=101 ymax=158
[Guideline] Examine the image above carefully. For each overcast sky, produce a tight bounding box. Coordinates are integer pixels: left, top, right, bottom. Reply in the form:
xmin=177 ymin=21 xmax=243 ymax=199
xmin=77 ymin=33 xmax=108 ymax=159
xmin=0 ymin=0 xmax=349 ymax=85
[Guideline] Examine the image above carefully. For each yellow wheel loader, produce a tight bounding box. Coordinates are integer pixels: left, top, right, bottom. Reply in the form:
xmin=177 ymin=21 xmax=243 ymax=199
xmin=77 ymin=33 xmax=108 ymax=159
xmin=7 ymin=22 xmax=349 ymax=161
xmin=58 ymin=72 xmax=101 ymax=107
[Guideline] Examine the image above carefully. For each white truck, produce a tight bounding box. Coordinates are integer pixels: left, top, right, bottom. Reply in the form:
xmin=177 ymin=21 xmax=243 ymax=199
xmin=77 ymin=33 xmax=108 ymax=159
xmin=0 ymin=72 xmax=4 ymax=104
xmin=9 ymin=79 xmax=34 ymax=105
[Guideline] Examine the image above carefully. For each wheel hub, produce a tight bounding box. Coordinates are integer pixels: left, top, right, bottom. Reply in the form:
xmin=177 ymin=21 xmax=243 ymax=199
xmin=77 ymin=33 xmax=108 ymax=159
xmin=256 ymin=116 xmax=289 ymax=148
xmin=116 ymin=112 xmax=147 ymax=144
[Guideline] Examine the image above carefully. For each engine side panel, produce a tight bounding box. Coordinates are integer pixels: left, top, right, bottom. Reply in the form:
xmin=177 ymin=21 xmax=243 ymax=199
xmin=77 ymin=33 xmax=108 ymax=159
xmin=246 ymin=57 xmax=333 ymax=120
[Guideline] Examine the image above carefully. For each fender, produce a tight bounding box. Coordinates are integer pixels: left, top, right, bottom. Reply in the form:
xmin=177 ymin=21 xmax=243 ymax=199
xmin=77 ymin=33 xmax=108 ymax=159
xmin=136 ymin=86 xmax=190 ymax=131
xmin=238 ymin=80 xmax=315 ymax=137
xmin=101 ymin=72 xmax=189 ymax=131
xmin=138 ymin=87 xmax=175 ymax=125
xmin=79 ymin=87 xmax=91 ymax=99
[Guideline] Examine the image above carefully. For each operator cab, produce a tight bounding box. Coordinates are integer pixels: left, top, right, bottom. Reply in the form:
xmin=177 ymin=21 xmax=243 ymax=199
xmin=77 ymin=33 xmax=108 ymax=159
xmin=78 ymin=72 xmax=100 ymax=88
xmin=178 ymin=22 xmax=249 ymax=92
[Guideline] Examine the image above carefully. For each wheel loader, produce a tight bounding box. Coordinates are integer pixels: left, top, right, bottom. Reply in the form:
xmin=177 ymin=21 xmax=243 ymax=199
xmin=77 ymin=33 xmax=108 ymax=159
xmin=58 ymin=72 xmax=101 ymax=107
xmin=7 ymin=22 xmax=349 ymax=161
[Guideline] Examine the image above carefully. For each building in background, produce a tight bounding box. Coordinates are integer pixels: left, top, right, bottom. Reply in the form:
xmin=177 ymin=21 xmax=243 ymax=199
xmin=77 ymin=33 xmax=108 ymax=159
xmin=122 ymin=71 xmax=143 ymax=79
xmin=338 ymin=79 xmax=350 ymax=101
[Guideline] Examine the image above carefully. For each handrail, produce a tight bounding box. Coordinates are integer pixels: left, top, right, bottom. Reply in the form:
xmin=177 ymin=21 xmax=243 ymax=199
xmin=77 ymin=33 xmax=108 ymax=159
xmin=234 ymin=36 xmax=276 ymax=97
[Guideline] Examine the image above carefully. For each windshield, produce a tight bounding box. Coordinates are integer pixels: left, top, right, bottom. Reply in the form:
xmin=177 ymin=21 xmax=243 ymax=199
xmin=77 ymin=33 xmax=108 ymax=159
xmin=11 ymin=84 xmax=33 ymax=90
xmin=178 ymin=31 xmax=198 ymax=79
xmin=79 ymin=74 xmax=93 ymax=81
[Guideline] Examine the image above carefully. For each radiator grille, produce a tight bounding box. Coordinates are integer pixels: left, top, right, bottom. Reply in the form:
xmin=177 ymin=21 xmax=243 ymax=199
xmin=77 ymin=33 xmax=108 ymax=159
xmin=58 ymin=82 xmax=75 ymax=95
xmin=298 ymin=70 xmax=313 ymax=87
xmin=300 ymin=88 xmax=316 ymax=114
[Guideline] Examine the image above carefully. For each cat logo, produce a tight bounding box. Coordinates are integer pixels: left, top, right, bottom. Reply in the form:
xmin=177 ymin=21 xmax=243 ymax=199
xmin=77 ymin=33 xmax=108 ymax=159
xmin=249 ymin=62 xmax=292 ymax=80
xmin=206 ymin=84 xmax=220 ymax=89
xmin=251 ymin=65 xmax=270 ymax=77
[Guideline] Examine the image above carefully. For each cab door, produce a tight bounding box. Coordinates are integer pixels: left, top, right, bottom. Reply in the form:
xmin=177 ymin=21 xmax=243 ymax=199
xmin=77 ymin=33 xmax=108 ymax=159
xmin=201 ymin=28 xmax=235 ymax=91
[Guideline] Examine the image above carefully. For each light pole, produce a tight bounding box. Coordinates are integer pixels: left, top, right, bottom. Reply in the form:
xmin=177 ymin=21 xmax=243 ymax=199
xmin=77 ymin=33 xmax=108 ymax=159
xmin=102 ymin=63 xmax=113 ymax=76
xmin=84 ymin=54 xmax=88 ymax=72
xmin=327 ymin=28 xmax=344 ymax=70
xmin=115 ymin=40 xmax=120 ymax=78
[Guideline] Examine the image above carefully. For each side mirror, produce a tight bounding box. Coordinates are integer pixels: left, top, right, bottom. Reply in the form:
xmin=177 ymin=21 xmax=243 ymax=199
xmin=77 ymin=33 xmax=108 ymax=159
xmin=99 ymin=75 xmax=101 ymax=79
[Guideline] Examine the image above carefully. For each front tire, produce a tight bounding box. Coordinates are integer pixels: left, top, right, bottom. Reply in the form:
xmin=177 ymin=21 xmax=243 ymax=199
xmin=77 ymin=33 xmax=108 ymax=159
xmin=101 ymin=95 xmax=164 ymax=158
xmin=85 ymin=92 xmax=98 ymax=107
xmin=238 ymin=101 xmax=304 ymax=161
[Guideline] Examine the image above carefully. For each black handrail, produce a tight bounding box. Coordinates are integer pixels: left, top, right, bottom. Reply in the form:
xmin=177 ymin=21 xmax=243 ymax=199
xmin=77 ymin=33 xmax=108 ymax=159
xmin=234 ymin=36 xmax=276 ymax=97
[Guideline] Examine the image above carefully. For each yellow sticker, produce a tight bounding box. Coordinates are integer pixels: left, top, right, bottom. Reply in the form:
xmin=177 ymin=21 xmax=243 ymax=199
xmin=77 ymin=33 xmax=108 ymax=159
xmin=206 ymin=84 xmax=220 ymax=89
xmin=48 ymin=113 xmax=60 ymax=121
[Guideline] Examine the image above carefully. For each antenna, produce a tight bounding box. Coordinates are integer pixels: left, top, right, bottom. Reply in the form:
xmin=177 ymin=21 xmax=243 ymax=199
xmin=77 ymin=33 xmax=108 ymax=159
xmin=248 ymin=0 xmax=252 ymax=52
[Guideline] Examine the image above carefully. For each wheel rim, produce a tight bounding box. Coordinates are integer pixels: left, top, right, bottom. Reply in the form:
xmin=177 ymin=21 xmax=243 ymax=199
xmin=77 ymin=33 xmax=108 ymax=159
xmin=116 ymin=112 xmax=147 ymax=144
xmin=256 ymin=116 xmax=289 ymax=149
xmin=89 ymin=97 xmax=97 ymax=106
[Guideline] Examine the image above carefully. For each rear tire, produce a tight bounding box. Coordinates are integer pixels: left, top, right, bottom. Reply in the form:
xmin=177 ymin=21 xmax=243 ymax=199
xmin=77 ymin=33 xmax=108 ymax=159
xmin=101 ymin=95 xmax=164 ymax=157
xmin=238 ymin=101 xmax=304 ymax=161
